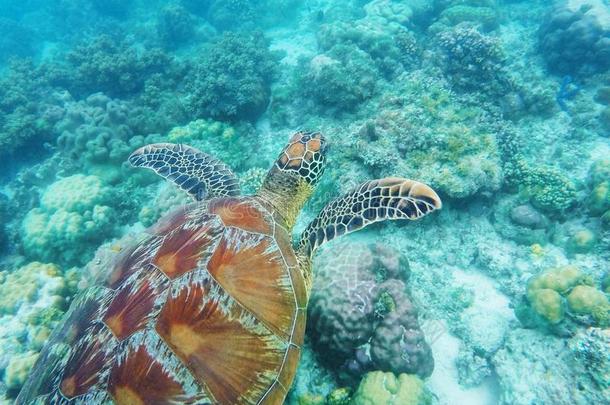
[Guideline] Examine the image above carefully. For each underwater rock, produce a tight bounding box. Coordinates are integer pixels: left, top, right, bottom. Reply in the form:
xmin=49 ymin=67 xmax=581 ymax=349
xmin=595 ymin=87 xmax=610 ymax=105
xmin=509 ymin=204 xmax=548 ymax=229
xmin=351 ymin=371 xmax=431 ymax=405
xmin=307 ymin=241 xmax=434 ymax=381
xmin=539 ymin=0 xmax=610 ymax=75
xmin=456 ymin=348 xmax=491 ymax=387
xmin=490 ymin=197 xmax=550 ymax=252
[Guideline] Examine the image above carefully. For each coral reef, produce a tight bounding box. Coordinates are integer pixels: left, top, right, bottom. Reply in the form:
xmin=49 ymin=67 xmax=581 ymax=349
xmin=351 ymin=371 xmax=431 ymax=405
xmin=516 ymin=265 xmax=609 ymax=330
xmin=493 ymin=328 xmax=608 ymax=405
xmin=298 ymin=45 xmax=379 ymax=112
xmin=337 ymin=71 xmax=504 ymax=199
xmin=0 ymin=60 xmax=62 ymax=158
xmin=165 ymin=118 xmax=255 ymax=171
xmin=156 ymin=4 xmax=196 ymax=48
xmin=0 ymin=193 xmax=8 ymax=253
xmin=430 ymin=2 xmax=499 ymax=32
xmin=1 ymin=0 xmax=609 ymax=403
xmin=184 ymin=31 xmax=278 ymax=121
xmin=587 ymin=158 xmax=610 ymax=216
xmin=21 ymin=174 xmax=118 ymax=267
xmin=436 ymin=26 xmax=508 ymax=95
xmin=569 ymin=327 xmax=610 ymax=395
xmin=307 ymin=240 xmax=433 ymax=381
xmin=59 ymin=35 xmax=177 ymax=99
xmin=539 ymin=1 xmax=610 ymax=75
xmin=55 ymin=92 xmax=166 ymax=184
xmin=0 ymin=261 xmax=75 ymax=398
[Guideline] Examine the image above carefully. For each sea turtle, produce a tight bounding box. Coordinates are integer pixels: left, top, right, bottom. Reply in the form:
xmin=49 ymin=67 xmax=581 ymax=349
xmin=17 ymin=131 xmax=441 ymax=405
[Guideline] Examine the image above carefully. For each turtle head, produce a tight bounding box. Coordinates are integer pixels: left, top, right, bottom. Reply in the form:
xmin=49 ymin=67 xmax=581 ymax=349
xmin=258 ymin=131 xmax=327 ymax=230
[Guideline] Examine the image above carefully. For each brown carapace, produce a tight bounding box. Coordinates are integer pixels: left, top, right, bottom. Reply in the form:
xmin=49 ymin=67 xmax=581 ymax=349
xmin=17 ymin=131 xmax=441 ymax=405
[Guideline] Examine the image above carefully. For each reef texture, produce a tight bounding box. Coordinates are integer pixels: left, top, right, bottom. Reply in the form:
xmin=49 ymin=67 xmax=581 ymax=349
xmin=307 ymin=240 xmax=434 ymax=381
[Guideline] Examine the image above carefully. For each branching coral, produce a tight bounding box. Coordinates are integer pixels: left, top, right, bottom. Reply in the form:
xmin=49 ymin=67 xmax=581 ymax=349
xmin=299 ymin=45 xmax=378 ymax=112
xmin=60 ymin=35 xmax=176 ymax=98
xmin=156 ymin=4 xmax=196 ymax=48
xmin=184 ymin=31 xmax=278 ymax=121
xmin=436 ymin=25 xmax=509 ymax=95
xmin=0 ymin=60 xmax=63 ymax=158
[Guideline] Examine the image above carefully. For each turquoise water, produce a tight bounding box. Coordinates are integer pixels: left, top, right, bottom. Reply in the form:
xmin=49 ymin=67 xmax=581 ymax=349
xmin=0 ymin=0 xmax=609 ymax=404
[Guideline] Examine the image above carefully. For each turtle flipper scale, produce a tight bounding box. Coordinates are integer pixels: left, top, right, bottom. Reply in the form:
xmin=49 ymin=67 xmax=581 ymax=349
xmin=129 ymin=143 xmax=240 ymax=200
xmin=298 ymin=177 xmax=441 ymax=258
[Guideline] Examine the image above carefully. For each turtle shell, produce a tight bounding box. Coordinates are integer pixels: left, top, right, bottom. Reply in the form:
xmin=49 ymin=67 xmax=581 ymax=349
xmin=17 ymin=197 xmax=307 ymax=405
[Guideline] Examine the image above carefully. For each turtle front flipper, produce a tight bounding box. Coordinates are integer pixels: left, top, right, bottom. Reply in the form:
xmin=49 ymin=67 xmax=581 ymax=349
xmin=298 ymin=177 xmax=441 ymax=258
xmin=129 ymin=143 xmax=240 ymax=200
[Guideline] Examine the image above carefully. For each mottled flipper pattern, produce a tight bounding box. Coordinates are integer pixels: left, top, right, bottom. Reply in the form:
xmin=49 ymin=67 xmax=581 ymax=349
xmin=299 ymin=177 xmax=442 ymax=257
xmin=129 ymin=143 xmax=240 ymax=200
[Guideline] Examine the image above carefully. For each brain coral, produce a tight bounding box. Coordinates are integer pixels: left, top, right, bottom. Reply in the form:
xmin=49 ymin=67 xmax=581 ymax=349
xmin=351 ymin=371 xmax=431 ymax=405
xmin=517 ymin=265 xmax=610 ymax=330
xmin=21 ymin=174 xmax=118 ymax=266
xmin=307 ymin=240 xmax=433 ymax=380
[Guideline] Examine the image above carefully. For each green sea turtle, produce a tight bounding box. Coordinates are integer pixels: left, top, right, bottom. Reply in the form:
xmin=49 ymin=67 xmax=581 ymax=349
xmin=17 ymin=131 xmax=441 ymax=404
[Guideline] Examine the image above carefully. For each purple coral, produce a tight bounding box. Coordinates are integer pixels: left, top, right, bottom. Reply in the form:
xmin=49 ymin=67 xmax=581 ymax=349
xmin=307 ymin=241 xmax=434 ymax=381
